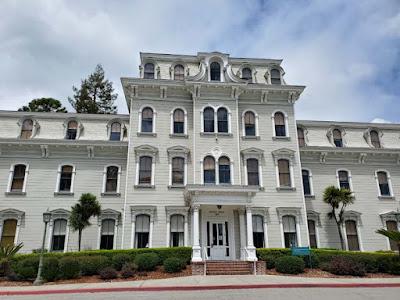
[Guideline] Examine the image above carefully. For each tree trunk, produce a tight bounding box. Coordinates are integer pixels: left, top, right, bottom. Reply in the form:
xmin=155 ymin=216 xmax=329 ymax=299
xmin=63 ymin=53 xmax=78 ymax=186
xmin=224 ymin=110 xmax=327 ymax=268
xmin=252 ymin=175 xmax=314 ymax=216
xmin=336 ymin=222 xmax=345 ymax=250
xmin=78 ymin=229 xmax=82 ymax=251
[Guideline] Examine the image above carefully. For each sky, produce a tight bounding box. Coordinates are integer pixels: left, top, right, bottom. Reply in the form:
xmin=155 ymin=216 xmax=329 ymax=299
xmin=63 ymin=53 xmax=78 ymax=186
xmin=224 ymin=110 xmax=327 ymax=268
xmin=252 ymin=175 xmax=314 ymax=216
xmin=0 ymin=0 xmax=399 ymax=122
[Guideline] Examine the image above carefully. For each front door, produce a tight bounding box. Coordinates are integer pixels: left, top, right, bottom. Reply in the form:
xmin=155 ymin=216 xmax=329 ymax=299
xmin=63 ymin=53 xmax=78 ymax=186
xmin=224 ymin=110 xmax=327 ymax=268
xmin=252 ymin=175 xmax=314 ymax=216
xmin=208 ymin=222 xmax=230 ymax=260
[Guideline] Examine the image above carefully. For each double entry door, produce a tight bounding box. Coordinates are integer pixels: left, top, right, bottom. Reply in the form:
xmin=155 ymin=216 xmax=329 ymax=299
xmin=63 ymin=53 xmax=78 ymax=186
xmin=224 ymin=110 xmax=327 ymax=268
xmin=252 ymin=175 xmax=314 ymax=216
xmin=206 ymin=221 xmax=230 ymax=260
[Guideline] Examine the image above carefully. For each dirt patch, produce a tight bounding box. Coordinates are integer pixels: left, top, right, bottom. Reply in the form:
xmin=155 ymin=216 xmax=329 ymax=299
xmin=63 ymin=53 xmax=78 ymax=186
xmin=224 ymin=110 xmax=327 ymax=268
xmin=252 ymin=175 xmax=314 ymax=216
xmin=265 ymin=268 xmax=400 ymax=278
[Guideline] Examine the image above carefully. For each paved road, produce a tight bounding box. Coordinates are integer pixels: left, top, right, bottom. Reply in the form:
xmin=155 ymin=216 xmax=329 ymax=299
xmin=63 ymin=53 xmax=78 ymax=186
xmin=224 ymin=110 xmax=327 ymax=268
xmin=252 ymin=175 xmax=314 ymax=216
xmin=2 ymin=287 xmax=399 ymax=300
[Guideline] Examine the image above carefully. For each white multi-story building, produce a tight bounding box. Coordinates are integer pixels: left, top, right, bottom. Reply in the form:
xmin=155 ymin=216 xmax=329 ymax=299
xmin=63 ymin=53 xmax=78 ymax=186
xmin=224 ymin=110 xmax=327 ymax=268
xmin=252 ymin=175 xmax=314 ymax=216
xmin=0 ymin=52 xmax=399 ymax=261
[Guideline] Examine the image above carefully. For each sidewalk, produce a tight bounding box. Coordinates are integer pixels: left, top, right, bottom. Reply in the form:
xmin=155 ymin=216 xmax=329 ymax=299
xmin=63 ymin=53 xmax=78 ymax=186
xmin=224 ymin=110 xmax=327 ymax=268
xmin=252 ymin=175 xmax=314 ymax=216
xmin=1 ymin=275 xmax=400 ymax=296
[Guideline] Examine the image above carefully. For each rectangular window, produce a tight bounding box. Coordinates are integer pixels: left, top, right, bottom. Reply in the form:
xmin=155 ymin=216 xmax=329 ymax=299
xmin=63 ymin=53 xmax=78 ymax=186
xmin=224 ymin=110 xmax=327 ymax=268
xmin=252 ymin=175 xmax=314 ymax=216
xmin=302 ymin=170 xmax=311 ymax=195
xmin=252 ymin=215 xmax=264 ymax=248
xmin=0 ymin=219 xmax=17 ymax=247
xmin=11 ymin=165 xmax=26 ymax=192
xmin=278 ymin=159 xmax=291 ymax=187
xmin=338 ymin=171 xmax=350 ymax=190
xmin=247 ymin=159 xmax=259 ymax=186
xmin=377 ymin=172 xmax=390 ymax=196
xmin=100 ymin=219 xmax=115 ymax=250
xmin=345 ymin=220 xmax=360 ymax=251
xmin=135 ymin=215 xmax=150 ymax=248
xmin=172 ymin=157 xmax=184 ymax=185
xmin=139 ymin=157 xmax=152 ymax=185
xmin=105 ymin=166 xmax=118 ymax=192
xmin=283 ymin=216 xmax=297 ymax=248
xmin=59 ymin=166 xmax=73 ymax=192
xmin=386 ymin=221 xmax=399 ymax=251
xmin=52 ymin=219 xmax=67 ymax=252
xmin=308 ymin=220 xmax=317 ymax=248
xmin=170 ymin=215 xmax=184 ymax=247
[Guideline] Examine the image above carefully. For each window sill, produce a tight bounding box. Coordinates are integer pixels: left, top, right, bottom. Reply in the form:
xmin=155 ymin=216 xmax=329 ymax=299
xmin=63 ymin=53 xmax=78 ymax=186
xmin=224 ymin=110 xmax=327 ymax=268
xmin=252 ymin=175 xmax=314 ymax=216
xmin=134 ymin=184 xmax=155 ymax=189
xmin=168 ymin=184 xmax=186 ymax=189
xmin=305 ymin=195 xmax=315 ymax=199
xmin=242 ymin=136 xmax=260 ymax=140
xmin=169 ymin=134 xmax=188 ymax=139
xmin=137 ymin=132 xmax=157 ymax=137
xmin=54 ymin=191 xmax=74 ymax=196
xmin=378 ymin=196 xmax=395 ymax=201
xmin=5 ymin=191 xmax=26 ymax=196
xmin=200 ymin=132 xmax=233 ymax=137
xmin=101 ymin=192 xmax=121 ymax=197
xmin=276 ymin=187 xmax=296 ymax=191
xmin=272 ymin=136 xmax=291 ymax=141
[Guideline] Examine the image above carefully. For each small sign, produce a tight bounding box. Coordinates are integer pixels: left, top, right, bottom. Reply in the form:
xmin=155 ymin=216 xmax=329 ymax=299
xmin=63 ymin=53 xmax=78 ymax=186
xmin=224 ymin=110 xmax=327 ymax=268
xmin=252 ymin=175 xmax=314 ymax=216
xmin=291 ymin=247 xmax=310 ymax=256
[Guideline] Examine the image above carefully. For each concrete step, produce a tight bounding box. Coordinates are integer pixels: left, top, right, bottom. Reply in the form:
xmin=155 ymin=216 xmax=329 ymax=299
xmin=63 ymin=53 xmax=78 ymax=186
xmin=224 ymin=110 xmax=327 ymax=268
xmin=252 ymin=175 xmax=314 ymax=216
xmin=205 ymin=261 xmax=254 ymax=275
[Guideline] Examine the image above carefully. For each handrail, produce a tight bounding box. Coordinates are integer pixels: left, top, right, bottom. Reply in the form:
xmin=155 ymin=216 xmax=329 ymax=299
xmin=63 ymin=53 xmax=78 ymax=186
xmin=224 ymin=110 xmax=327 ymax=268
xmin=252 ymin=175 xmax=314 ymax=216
xmin=244 ymin=248 xmax=257 ymax=275
xmin=202 ymin=246 xmax=209 ymax=276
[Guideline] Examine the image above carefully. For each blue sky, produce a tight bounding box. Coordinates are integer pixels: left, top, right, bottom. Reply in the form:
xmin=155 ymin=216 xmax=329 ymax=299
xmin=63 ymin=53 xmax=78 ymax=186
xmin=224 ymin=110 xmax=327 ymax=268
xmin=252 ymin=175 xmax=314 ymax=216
xmin=0 ymin=0 xmax=399 ymax=122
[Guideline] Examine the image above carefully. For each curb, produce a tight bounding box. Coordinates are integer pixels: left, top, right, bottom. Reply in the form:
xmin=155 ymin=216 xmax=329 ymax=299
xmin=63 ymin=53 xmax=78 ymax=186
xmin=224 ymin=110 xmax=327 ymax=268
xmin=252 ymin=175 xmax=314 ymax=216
xmin=1 ymin=283 xmax=400 ymax=296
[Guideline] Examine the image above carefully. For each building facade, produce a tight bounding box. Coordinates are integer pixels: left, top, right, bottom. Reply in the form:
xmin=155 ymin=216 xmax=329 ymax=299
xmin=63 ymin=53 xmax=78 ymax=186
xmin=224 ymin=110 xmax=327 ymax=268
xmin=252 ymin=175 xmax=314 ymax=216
xmin=0 ymin=52 xmax=399 ymax=260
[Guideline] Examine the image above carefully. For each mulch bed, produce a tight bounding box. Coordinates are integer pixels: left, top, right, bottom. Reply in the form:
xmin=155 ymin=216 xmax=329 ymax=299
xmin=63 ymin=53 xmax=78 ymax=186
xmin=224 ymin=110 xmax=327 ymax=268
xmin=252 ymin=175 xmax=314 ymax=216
xmin=265 ymin=268 xmax=400 ymax=278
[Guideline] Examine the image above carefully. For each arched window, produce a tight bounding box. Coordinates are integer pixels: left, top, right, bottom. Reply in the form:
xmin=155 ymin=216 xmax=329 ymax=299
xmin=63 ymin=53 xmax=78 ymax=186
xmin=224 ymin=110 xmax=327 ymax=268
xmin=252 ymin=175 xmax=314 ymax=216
xmin=297 ymin=127 xmax=305 ymax=147
xmin=20 ymin=119 xmax=33 ymax=139
xmin=66 ymin=120 xmax=78 ymax=140
xmin=333 ymin=129 xmax=343 ymax=147
xmin=59 ymin=165 xmax=73 ymax=192
xmin=135 ymin=214 xmax=150 ymax=248
xmin=144 ymin=63 xmax=155 ymax=79
xmin=377 ymin=171 xmax=390 ymax=196
xmin=241 ymin=67 xmax=252 ymax=82
xmin=274 ymin=112 xmax=286 ymax=137
xmin=110 ymin=122 xmax=121 ymax=141
xmin=172 ymin=157 xmax=185 ymax=185
xmin=100 ymin=219 xmax=115 ymax=250
xmin=173 ymin=109 xmax=185 ymax=134
xmin=308 ymin=220 xmax=317 ymax=248
xmin=170 ymin=215 xmax=184 ymax=247
xmin=271 ymin=69 xmax=281 ymax=84
xmin=247 ymin=158 xmax=259 ymax=186
xmin=345 ymin=220 xmax=359 ymax=251
xmin=0 ymin=219 xmax=17 ymax=247
xmin=278 ymin=159 xmax=291 ymax=187
xmin=218 ymin=156 xmax=231 ymax=184
xmin=386 ymin=220 xmax=399 ymax=251
xmin=210 ymin=62 xmax=221 ymax=81
xmin=338 ymin=170 xmax=350 ymax=190
xmin=203 ymin=156 xmax=216 ymax=184
xmin=217 ymin=107 xmax=228 ymax=133
xmin=252 ymin=215 xmax=264 ymax=248
xmin=174 ymin=64 xmax=184 ymax=80
xmin=51 ymin=219 xmax=67 ymax=252
xmin=139 ymin=156 xmax=152 ymax=185
xmin=141 ymin=107 xmax=153 ymax=133
xmin=282 ymin=215 xmax=297 ymax=248
xmin=370 ymin=130 xmax=381 ymax=148
xmin=244 ymin=111 xmax=256 ymax=136
xmin=302 ymin=169 xmax=311 ymax=196
xmin=11 ymin=164 xmax=26 ymax=192
xmin=203 ymin=107 xmax=215 ymax=133
xmin=105 ymin=166 xmax=119 ymax=193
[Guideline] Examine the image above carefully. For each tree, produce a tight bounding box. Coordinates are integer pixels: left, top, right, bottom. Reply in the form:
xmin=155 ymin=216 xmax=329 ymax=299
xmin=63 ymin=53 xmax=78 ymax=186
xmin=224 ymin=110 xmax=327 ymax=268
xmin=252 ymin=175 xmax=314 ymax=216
xmin=322 ymin=186 xmax=354 ymax=250
xmin=69 ymin=193 xmax=101 ymax=251
xmin=68 ymin=64 xmax=118 ymax=114
xmin=0 ymin=243 xmax=23 ymax=276
xmin=18 ymin=98 xmax=67 ymax=113
xmin=376 ymin=229 xmax=400 ymax=256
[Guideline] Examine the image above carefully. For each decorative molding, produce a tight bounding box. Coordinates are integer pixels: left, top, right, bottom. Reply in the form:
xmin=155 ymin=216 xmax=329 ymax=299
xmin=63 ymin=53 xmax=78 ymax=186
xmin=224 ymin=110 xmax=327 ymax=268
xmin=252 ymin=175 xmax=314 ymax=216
xmin=307 ymin=210 xmax=321 ymax=226
xmin=40 ymin=145 xmax=49 ymax=158
xmin=342 ymin=210 xmax=362 ymax=225
xmin=276 ymin=207 xmax=303 ymax=224
xmin=130 ymin=206 xmax=157 ymax=222
xmin=87 ymin=146 xmax=94 ymax=158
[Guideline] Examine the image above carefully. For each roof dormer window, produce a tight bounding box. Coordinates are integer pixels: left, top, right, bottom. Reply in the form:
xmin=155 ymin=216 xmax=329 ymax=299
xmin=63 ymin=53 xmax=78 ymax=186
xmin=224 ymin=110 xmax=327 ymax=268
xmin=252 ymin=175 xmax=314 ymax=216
xmin=271 ymin=69 xmax=281 ymax=84
xmin=210 ymin=62 xmax=221 ymax=81
xmin=144 ymin=63 xmax=155 ymax=79
xmin=174 ymin=64 xmax=184 ymax=81
xmin=241 ymin=67 xmax=252 ymax=82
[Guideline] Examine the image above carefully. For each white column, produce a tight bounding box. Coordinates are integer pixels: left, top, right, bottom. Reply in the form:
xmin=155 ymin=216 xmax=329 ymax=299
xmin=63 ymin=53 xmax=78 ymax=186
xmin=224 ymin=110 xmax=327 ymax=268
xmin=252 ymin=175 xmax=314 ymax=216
xmin=47 ymin=221 xmax=54 ymax=250
xmin=64 ymin=221 xmax=70 ymax=253
xmin=130 ymin=220 xmax=136 ymax=248
xmin=245 ymin=206 xmax=257 ymax=261
xmin=296 ymin=221 xmax=302 ymax=246
xmin=166 ymin=219 xmax=170 ymax=247
xmin=191 ymin=205 xmax=202 ymax=262
xmin=97 ymin=222 xmax=102 ymax=249
xmin=113 ymin=221 xmax=118 ymax=250
xmin=258 ymin=163 xmax=264 ymax=188
xmin=239 ymin=209 xmax=246 ymax=260
xmin=263 ymin=219 xmax=269 ymax=248
xmin=184 ymin=217 xmax=189 ymax=247
xmin=151 ymin=160 xmax=155 ymax=186
xmin=149 ymin=219 xmax=154 ymax=248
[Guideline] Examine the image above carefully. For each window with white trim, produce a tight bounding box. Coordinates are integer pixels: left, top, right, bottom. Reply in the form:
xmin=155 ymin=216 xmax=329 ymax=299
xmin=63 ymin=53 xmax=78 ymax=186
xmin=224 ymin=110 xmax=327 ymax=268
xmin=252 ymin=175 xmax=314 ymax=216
xmin=338 ymin=170 xmax=350 ymax=190
xmin=66 ymin=120 xmax=78 ymax=140
xmin=174 ymin=64 xmax=184 ymax=81
xmin=203 ymin=107 xmax=214 ymax=133
xmin=278 ymin=159 xmax=291 ymax=187
xmin=244 ymin=111 xmax=256 ymax=137
xmin=210 ymin=62 xmax=221 ymax=81
xmin=217 ymin=107 xmax=228 ymax=133
xmin=308 ymin=219 xmax=317 ymax=248
xmin=333 ymin=129 xmax=343 ymax=147
xmin=246 ymin=158 xmax=259 ymax=186
xmin=170 ymin=214 xmax=184 ymax=247
xmin=252 ymin=215 xmax=264 ymax=248
xmin=370 ymin=130 xmax=381 ymax=148
xmin=144 ymin=63 xmax=155 ymax=79
xmin=345 ymin=220 xmax=360 ymax=251
xmin=282 ymin=215 xmax=297 ymax=248
xmin=20 ymin=119 xmax=33 ymax=139
xmin=9 ymin=164 xmax=27 ymax=193
xmin=297 ymin=127 xmax=305 ymax=147
xmin=203 ymin=156 xmax=216 ymax=184
xmin=274 ymin=112 xmax=286 ymax=137
xmin=135 ymin=214 xmax=150 ymax=248
xmin=0 ymin=219 xmax=17 ymax=248
xmin=376 ymin=171 xmax=391 ymax=196
xmin=110 ymin=122 xmax=122 ymax=141
xmin=57 ymin=165 xmax=75 ymax=193
xmin=51 ymin=219 xmax=67 ymax=252
xmin=100 ymin=219 xmax=115 ymax=250
xmin=218 ymin=156 xmax=231 ymax=184
xmin=173 ymin=109 xmax=185 ymax=134
xmin=270 ymin=69 xmax=281 ymax=84
xmin=241 ymin=67 xmax=252 ymax=82
xmin=386 ymin=220 xmax=399 ymax=251
xmin=104 ymin=166 xmax=119 ymax=193
xmin=171 ymin=157 xmax=185 ymax=185
xmin=139 ymin=156 xmax=152 ymax=185
xmin=141 ymin=107 xmax=154 ymax=133
xmin=302 ymin=169 xmax=312 ymax=196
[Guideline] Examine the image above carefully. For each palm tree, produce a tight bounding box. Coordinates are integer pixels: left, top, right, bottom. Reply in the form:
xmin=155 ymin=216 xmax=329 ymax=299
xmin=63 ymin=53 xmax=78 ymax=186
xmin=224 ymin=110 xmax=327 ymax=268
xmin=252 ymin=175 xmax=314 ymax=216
xmin=323 ymin=186 xmax=354 ymax=250
xmin=69 ymin=193 xmax=101 ymax=251
xmin=376 ymin=229 xmax=400 ymax=256
xmin=0 ymin=243 xmax=23 ymax=276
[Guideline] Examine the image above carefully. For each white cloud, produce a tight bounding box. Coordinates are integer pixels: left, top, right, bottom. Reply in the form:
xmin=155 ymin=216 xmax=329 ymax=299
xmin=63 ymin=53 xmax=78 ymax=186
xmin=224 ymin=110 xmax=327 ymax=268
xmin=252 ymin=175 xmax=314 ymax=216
xmin=370 ymin=118 xmax=392 ymax=124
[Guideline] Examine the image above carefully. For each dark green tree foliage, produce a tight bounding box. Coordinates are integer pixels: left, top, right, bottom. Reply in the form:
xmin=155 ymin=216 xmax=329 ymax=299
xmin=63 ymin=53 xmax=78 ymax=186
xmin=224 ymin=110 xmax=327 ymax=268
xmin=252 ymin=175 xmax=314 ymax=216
xmin=18 ymin=98 xmax=67 ymax=113
xmin=68 ymin=64 xmax=117 ymax=114
xmin=69 ymin=193 xmax=101 ymax=251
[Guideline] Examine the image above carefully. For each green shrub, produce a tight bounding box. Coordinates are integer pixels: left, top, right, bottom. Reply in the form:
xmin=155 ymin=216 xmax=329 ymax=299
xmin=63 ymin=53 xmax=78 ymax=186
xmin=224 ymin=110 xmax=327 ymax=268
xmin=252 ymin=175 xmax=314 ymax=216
xmin=134 ymin=253 xmax=160 ymax=271
xmin=323 ymin=256 xmax=366 ymax=276
xmin=59 ymin=257 xmax=80 ymax=279
xmin=121 ymin=263 xmax=135 ymax=278
xmin=163 ymin=257 xmax=185 ymax=273
xmin=42 ymin=257 xmax=59 ymax=282
xmin=112 ymin=253 xmax=132 ymax=271
xmin=79 ymin=256 xmax=110 ymax=276
xmin=99 ymin=267 xmax=118 ymax=280
xmin=389 ymin=260 xmax=400 ymax=275
xmin=275 ymin=256 xmax=305 ymax=274
xmin=13 ymin=256 xmax=39 ymax=280
xmin=303 ymin=253 xmax=319 ymax=268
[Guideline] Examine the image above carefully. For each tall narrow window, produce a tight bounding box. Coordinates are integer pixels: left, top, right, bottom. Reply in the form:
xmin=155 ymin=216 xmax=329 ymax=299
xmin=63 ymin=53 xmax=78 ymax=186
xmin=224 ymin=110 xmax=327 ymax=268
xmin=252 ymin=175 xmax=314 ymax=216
xmin=282 ymin=215 xmax=297 ymax=248
xmin=247 ymin=158 xmax=259 ymax=186
xmin=144 ymin=63 xmax=155 ymax=79
xmin=338 ymin=170 xmax=350 ymax=190
xmin=172 ymin=157 xmax=184 ymax=185
xmin=217 ymin=107 xmax=228 ymax=133
xmin=173 ymin=109 xmax=185 ymax=134
xmin=370 ymin=130 xmax=381 ymax=148
xmin=297 ymin=127 xmax=305 ymax=147
xmin=135 ymin=214 xmax=150 ymax=248
xmin=377 ymin=171 xmax=390 ymax=196
xmin=271 ymin=69 xmax=281 ymax=84
xmin=241 ymin=67 xmax=252 ymax=82
xmin=174 ymin=64 xmax=184 ymax=80
xmin=141 ymin=107 xmax=153 ymax=133
xmin=20 ymin=119 xmax=33 ymax=139
xmin=203 ymin=107 xmax=214 ymax=133
xmin=59 ymin=165 xmax=73 ymax=192
xmin=0 ymin=219 xmax=17 ymax=247
xmin=274 ymin=112 xmax=286 ymax=136
xmin=105 ymin=166 xmax=119 ymax=193
xmin=66 ymin=120 xmax=78 ymax=140
xmin=345 ymin=220 xmax=360 ymax=251
xmin=333 ymin=129 xmax=343 ymax=147
xmin=244 ymin=111 xmax=256 ymax=136
xmin=278 ymin=159 xmax=291 ymax=187
xmin=218 ymin=156 xmax=231 ymax=184
xmin=139 ymin=156 xmax=152 ymax=185
xmin=170 ymin=215 xmax=184 ymax=247
xmin=302 ymin=169 xmax=311 ymax=196
xmin=11 ymin=164 xmax=26 ymax=192
xmin=100 ymin=219 xmax=115 ymax=250
xmin=252 ymin=215 xmax=264 ymax=248
xmin=51 ymin=219 xmax=67 ymax=252
xmin=110 ymin=122 xmax=121 ymax=141
xmin=210 ymin=62 xmax=221 ymax=81
xmin=308 ymin=220 xmax=317 ymax=248
xmin=203 ymin=156 xmax=216 ymax=184
xmin=386 ymin=220 xmax=399 ymax=251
